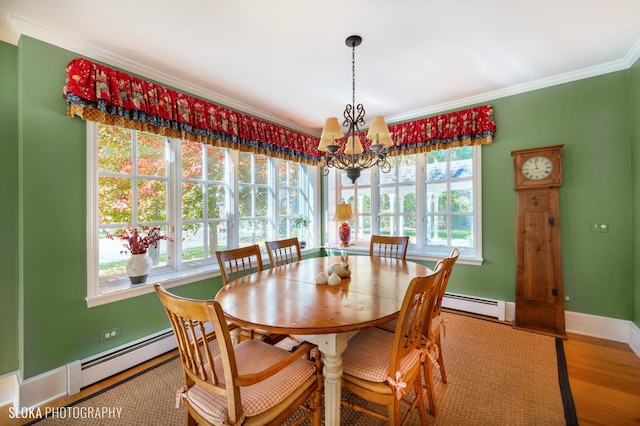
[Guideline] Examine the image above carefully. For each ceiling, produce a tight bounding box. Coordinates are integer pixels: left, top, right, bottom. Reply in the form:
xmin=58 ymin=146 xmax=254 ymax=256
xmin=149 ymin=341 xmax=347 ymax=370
xmin=2 ymin=1 xmax=640 ymax=136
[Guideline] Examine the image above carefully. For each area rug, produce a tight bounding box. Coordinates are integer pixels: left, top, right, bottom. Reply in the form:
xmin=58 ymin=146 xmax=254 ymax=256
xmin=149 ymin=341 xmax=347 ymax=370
xmin=29 ymin=312 xmax=575 ymax=425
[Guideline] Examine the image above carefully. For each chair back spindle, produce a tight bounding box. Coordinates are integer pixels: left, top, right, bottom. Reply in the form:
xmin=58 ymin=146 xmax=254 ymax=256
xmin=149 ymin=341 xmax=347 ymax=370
xmin=265 ymin=237 xmax=302 ymax=268
xmin=215 ymin=245 xmax=264 ymax=285
xmin=370 ymin=235 xmax=410 ymax=260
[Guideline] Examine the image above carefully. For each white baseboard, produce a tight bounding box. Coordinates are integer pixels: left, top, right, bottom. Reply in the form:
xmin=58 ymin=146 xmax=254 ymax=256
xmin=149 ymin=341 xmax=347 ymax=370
xmin=7 ymin=303 xmax=640 ymax=411
xmin=0 ymin=370 xmax=18 ymax=408
xmin=629 ymin=321 xmax=640 ymax=357
xmin=565 ymin=310 xmax=631 ymax=343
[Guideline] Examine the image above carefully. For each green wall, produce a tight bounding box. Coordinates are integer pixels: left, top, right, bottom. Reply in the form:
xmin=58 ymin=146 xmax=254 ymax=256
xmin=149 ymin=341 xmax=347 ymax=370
xmin=631 ymin=59 xmax=640 ymax=328
xmin=1 ymin=36 xmax=637 ymax=379
xmin=0 ymin=41 xmax=19 ymax=373
xmin=449 ymin=71 xmax=633 ymax=320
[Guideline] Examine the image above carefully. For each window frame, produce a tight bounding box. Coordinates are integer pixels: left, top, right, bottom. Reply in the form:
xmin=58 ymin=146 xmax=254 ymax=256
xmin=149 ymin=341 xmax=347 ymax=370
xmin=324 ymin=145 xmax=483 ymax=265
xmin=86 ymin=122 xmax=320 ymax=307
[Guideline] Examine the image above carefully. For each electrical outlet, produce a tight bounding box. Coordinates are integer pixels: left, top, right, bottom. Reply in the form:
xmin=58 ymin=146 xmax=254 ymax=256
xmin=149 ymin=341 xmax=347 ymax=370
xmin=590 ymin=220 xmax=609 ymax=233
xmin=101 ymin=327 xmax=120 ymax=341
xmin=565 ymin=295 xmax=571 ymax=301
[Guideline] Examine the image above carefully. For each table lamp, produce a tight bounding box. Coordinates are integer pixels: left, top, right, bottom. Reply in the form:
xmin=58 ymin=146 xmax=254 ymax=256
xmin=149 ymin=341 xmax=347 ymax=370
xmin=333 ymin=203 xmax=355 ymax=246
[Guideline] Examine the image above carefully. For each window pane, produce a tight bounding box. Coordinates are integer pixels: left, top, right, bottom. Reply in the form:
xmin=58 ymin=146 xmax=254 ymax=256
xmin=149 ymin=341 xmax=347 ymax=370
xmin=426 ymin=181 xmax=448 ymax=214
xmin=450 ymin=146 xmax=473 ymax=178
xmin=397 ymin=156 xmax=416 ymax=183
xmin=137 ymin=133 xmax=167 ymax=177
xmin=208 ymin=184 xmax=226 ymax=219
xmin=238 ymin=220 xmax=254 ymax=246
xmin=426 ymin=150 xmax=447 ymax=181
xmin=289 ymin=163 xmax=301 ymax=187
xmin=379 ymin=187 xmax=395 ymax=214
xmin=379 ymin=216 xmax=392 ymax=236
xmin=255 ymin=219 xmax=269 ymax=244
xmin=182 ymin=223 xmax=204 ymax=262
xmin=256 ymin=188 xmax=269 ymax=216
xmin=137 ymin=179 xmax=167 ymax=222
xmin=357 ymin=188 xmax=371 ymax=214
xmin=452 ymin=215 xmax=474 ymax=248
xmin=238 ymin=153 xmax=252 ymax=183
xmin=426 ymin=215 xmax=448 ymax=247
xmin=356 ymin=215 xmax=371 ymax=240
xmin=98 ymin=125 xmax=132 ymax=173
xmin=182 ymin=140 xmax=202 ymax=179
xmin=182 ymin=183 xmax=203 ymax=221
xmin=238 ymin=186 xmax=252 ymax=217
xmin=99 ymin=177 xmax=132 ymax=224
xmin=254 ymin=156 xmax=269 ymax=184
xmin=278 ymin=217 xmax=288 ymax=239
xmin=340 ymin=189 xmax=355 ymax=205
xmin=212 ymin=221 xmax=228 ymax=251
xmin=206 ymin=146 xmax=226 ymax=181
xmin=99 ymin=229 xmax=127 ymax=277
xmin=278 ymin=162 xmax=288 ymax=187
xmin=451 ymin=180 xmax=473 ymax=213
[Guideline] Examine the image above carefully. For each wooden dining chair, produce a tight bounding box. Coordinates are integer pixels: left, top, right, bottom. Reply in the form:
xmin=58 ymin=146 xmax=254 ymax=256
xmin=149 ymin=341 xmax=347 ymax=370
xmin=154 ymin=284 xmax=323 ymax=426
xmin=427 ymin=248 xmax=460 ymax=392
xmin=369 ymin=235 xmax=410 ymax=260
xmin=265 ymin=237 xmax=302 ymax=268
xmin=215 ymin=244 xmax=264 ymax=286
xmin=339 ymin=263 xmax=444 ymax=425
xmin=215 ymin=244 xmax=293 ymax=346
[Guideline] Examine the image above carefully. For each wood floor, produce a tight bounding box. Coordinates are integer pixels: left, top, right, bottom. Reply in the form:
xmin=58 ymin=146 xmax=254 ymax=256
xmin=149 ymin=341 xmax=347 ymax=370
xmin=1 ymin=328 xmax=639 ymax=425
xmin=564 ymin=332 xmax=640 ymax=425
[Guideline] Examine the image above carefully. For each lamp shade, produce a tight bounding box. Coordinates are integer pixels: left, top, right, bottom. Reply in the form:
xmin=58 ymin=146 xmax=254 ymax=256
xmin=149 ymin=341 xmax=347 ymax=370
xmin=343 ymin=135 xmax=364 ymax=154
xmin=333 ymin=203 xmax=355 ymax=222
xmin=377 ymin=133 xmax=394 ymax=147
xmin=366 ymin=116 xmax=390 ymax=140
xmin=322 ymin=117 xmax=344 ymax=140
xmin=317 ymin=135 xmax=335 ymax=152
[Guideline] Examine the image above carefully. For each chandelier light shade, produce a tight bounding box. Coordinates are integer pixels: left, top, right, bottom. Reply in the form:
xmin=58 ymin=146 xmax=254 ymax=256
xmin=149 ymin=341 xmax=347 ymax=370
xmin=333 ymin=203 xmax=355 ymax=246
xmin=318 ymin=35 xmax=392 ymax=184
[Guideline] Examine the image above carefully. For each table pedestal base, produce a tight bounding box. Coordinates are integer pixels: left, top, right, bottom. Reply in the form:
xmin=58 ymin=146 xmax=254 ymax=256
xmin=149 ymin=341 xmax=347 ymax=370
xmin=295 ymin=331 xmax=358 ymax=426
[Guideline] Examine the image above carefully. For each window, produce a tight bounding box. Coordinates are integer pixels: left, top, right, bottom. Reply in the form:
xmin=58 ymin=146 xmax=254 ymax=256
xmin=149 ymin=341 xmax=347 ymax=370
xmin=88 ymin=123 xmax=318 ymax=306
xmin=328 ymin=145 xmax=482 ymax=263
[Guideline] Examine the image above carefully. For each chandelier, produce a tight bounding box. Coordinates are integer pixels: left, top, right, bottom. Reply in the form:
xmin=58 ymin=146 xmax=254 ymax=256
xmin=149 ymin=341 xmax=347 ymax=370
xmin=318 ymin=35 xmax=392 ymax=184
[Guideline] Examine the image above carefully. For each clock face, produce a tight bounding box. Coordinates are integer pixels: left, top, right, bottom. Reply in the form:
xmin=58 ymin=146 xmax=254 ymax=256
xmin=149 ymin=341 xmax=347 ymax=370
xmin=521 ymin=156 xmax=553 ymax=180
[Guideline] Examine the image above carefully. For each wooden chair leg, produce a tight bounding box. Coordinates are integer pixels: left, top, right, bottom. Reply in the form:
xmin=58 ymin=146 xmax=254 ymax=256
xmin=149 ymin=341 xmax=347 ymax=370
xmin=436 ymin=333 xmax=447 ymax=384
xmin=414 ymin=376 xmax=428 ymax=425
xmin=423 ymin=355 xmax=437 ymax=416
xmin=311 ymin=356 xmax=323 ymax=426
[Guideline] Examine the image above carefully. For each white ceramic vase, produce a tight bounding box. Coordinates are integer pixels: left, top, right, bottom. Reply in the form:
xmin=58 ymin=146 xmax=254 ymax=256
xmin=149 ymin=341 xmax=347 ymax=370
xmin=126 ymin=253 xmax=152 ymax=285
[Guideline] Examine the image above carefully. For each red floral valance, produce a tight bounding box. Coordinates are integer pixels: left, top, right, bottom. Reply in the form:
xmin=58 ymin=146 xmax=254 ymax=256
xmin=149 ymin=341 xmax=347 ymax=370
xmin=63 ymin=57 xmax=322 ymax=164
xmin=63 ymin=57 xmax=496 ymax=165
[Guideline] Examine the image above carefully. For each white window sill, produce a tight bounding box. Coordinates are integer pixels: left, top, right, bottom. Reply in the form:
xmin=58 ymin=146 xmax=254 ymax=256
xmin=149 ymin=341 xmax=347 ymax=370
xmin=323 ymin=244 xmax=483 ymax=266
xmin=86 ymin=265 xmax=221 ymax=308
xmin=86 ymin=247 xmax=324 ymax=308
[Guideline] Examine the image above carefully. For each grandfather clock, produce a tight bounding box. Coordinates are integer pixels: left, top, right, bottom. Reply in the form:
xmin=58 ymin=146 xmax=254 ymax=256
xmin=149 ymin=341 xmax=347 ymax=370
xmin=511 ymin=144 xmax=566 ymax=338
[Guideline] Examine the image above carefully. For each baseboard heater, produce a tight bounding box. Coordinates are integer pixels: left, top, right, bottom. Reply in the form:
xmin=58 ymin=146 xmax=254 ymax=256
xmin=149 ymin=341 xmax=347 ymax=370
xmin=442 ymin=292 xmax=505 ymax=321
xmin=68 ymin=329 xmax=177 ymax=393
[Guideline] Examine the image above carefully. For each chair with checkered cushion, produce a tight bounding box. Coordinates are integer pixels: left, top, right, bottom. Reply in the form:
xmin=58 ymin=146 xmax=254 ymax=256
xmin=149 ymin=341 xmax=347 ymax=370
xmin=425 ymin=247 xmax=460 ymax=415
xmin=339 ymin=262 xmax=444 ymax=424
xmin=215 ymin=245 xmax=291 ymax=345
xmin=369 ymin=235 xmax=410 ymax=260
xmin=265 ymin=237 xmax=302 ymax=268
xmin=155 ymin=284 xmax=323 ymax=426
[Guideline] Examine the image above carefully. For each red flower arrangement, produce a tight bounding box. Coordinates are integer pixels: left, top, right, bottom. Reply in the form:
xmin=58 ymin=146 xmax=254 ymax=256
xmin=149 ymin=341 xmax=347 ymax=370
xmin=107 ymin=224 xmax=171 ymax=255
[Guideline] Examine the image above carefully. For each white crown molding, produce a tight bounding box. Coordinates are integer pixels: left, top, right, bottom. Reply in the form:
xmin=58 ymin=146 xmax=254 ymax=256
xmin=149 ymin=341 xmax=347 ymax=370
xmin=0 ymin=12 xmax=315 ymax=136
xmin=2 ymin=11 xmax=640 ymax=135
xmin=386 ymin=56 xmax=636 ymax=124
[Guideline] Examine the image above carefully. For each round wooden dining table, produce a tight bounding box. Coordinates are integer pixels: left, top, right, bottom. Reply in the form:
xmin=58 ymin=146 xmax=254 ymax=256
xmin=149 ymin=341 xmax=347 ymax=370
xmin=215 ymin=255 xmax=431 ymax=426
